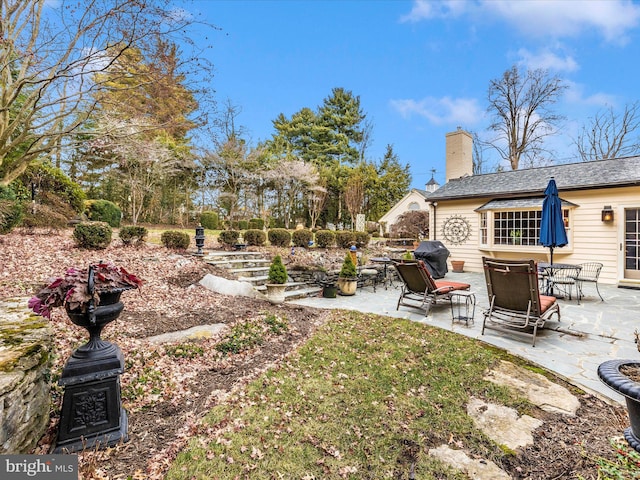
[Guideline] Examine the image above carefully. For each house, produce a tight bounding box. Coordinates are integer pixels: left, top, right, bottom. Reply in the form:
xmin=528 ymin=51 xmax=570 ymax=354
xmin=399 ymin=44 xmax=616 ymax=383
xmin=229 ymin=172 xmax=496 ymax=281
xmin=420 ymin=128 xmax=640 ymax=287
xmin=378 ymin=176 xmax=439 ymax=235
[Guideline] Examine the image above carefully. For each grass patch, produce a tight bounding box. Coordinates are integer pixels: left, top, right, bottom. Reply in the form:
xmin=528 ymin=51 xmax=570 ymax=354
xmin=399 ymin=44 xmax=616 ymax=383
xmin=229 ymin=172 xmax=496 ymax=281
xmin=216 ymin=313 xmax=289 ymax=355
xmin=167 ymin=311 xmax=524 ymax=479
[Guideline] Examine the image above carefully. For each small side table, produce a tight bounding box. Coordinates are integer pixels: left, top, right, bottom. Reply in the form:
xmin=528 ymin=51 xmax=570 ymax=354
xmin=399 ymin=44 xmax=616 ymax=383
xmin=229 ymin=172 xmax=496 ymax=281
xmin=450 ymin=291 xmax=476 ymax=326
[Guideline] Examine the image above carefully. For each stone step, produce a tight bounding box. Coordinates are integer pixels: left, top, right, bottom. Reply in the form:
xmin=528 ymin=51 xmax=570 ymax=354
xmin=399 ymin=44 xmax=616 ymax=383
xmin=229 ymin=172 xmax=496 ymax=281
xmin=230 ymin=266 xmax=270 ymax=277
xmin=206 ymin=258 xmax=270 ymax=268
xmin=238 ymin=274 xmax=269 ymax=285
xmin=202 ymin=249 xmax=321 ymax=300
xmin=285 ymin=286 xmax=322 ymax=300
xmin=204 ymin=251 xmax=264 ymax=262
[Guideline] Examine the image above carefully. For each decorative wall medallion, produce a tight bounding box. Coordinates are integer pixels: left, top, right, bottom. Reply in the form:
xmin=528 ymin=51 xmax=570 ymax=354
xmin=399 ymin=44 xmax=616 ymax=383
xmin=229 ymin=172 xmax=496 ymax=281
xmin=442 ymin=215 xmax=471 ymax=245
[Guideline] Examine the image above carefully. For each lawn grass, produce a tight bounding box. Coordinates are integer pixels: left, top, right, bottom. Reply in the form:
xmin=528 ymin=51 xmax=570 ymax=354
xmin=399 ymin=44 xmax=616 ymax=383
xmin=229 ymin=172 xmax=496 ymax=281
xmin=166 ymin=310 xmax=529 ymax=479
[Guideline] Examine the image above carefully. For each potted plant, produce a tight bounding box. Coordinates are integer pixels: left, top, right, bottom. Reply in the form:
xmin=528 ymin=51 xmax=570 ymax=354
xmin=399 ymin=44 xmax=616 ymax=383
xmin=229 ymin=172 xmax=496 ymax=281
xmin=509 ymin=229 xmax=522 ymax=245
xmin=598 ymin=331 xmax=640 ymax=453
xmin=265 ymin=255 xmax=288 ymax=304
xmin=337 ymin=252 xmax=358 ymax=296
xmin=28 ymin=262 xmax=142 ymax=453
xmin=29 ymin=262 xmax=143 ymax=319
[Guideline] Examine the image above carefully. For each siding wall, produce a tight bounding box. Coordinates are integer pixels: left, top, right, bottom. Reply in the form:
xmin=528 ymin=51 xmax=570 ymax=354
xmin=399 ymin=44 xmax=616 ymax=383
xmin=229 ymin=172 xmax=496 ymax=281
xmin=431 ymin=186 xmax=640 ymax=285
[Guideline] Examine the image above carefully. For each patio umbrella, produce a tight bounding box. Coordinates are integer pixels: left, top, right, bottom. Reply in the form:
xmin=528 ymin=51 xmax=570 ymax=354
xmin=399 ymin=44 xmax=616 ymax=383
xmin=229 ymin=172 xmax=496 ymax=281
xmin=539 ymin=177 xmax=568 ymax=266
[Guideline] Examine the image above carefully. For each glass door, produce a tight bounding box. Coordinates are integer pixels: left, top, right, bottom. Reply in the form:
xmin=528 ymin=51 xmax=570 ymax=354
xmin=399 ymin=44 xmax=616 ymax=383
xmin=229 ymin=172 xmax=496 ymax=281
xmin=625 ymin=208 xmax=640 ymax=280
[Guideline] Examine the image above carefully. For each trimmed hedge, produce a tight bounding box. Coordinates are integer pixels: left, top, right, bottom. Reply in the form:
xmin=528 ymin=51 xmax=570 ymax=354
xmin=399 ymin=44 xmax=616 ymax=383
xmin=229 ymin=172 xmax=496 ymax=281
xmin=315 ymin=230 xmax=335 ymax=248
xmin=84 ymin=199 xmax=122 ymax=227
xmin=268 ymin=228 xmax=291 ymax=247
xmin=73 ymin=221 xmax=112 ymax=249
xmin=248 ymin=218 xmax=264 ymax=230
xmin=292 ymin=229 xmax=313 ymax=247
xmin=200 ymin=211 xmax=219 ymax=230
xmin=335 ymin=231 xmax=356 ymax=248
xmin=354 ymin=232 xmax=370 ymax=248
xmin=119 ymin=225 xmax=148 ymax=246
xmin=244 ymin=229 xmax=266 ymax=246
xmin=219 ymin=230 xmax=240 ymax=246
xmin=160 ymin=230 xmax=190 ymax=250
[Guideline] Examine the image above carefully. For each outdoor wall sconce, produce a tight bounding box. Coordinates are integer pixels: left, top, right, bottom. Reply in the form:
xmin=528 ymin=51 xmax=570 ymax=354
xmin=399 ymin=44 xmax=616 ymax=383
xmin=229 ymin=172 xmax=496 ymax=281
xmin=602 ymin=206 xmax=614 ymax=223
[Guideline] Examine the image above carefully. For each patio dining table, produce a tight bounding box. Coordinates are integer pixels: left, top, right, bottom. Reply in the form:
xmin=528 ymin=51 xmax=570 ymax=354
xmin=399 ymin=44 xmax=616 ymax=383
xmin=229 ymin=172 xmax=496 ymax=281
xmin=370 ymin=256 xmax=395 ymax=289
xmin=538 ymin=262 xmax=582 ymax=300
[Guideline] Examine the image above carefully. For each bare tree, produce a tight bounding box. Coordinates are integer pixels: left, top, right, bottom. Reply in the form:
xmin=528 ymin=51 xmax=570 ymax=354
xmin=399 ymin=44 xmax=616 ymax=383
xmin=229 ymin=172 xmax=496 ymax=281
xmin=575 ymin=102 xmax=640 ymax=161
xmin=344 ymin=173 xmax=364 ymax=230
xmin=86 ymin=115 xmax=184 ymax=224
xmin=486 ymin=65 xmax=567 ymax=170
xmin=265 ymin=159 xmax=319 ymax=229
xmin=307 ymin=184 xmax=327 ymax=230
xmin=0 ymin=0 xmax=209 ymax=186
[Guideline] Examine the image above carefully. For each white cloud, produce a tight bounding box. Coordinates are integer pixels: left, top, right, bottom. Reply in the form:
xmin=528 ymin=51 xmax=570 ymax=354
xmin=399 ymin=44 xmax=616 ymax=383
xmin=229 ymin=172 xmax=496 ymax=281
xmin=401 ymin=0 xmax=640 ymax=43
xmin=390 ymin=96 xmax=483 ymax=126
xmin=517 ymin=48 xmax=579 ymax=73
xmin=486 ymin=0 xmax=640 ymax=43
xmin=400 ymin=0 xmax=469 ymax=23
xmin=564 ymin=80 xmax=618 ymax=107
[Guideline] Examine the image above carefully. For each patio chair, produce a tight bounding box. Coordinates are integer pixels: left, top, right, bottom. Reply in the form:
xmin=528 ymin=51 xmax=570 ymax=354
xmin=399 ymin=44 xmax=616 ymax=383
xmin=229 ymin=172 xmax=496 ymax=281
xmin=543 ymin=264 xmax=581 ymax=303
xmin=482 ymin=257 xmax=560 ymax=347
xmin=573 ymin=262 xmax=604 ymax=302
xmin=393 ymin=260 xmax=470 ymax=315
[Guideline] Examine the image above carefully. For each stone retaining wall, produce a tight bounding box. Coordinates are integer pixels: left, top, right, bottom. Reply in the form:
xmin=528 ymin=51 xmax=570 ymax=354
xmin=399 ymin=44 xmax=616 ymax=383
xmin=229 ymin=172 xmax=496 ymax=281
xmin=0 ymin=298 xmax=52 ymax=454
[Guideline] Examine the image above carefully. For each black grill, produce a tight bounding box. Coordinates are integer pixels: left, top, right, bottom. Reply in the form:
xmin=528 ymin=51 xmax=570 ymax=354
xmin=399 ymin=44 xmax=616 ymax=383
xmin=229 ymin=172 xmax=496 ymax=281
xmin=413 ymin=241 xmax=450 ymax=279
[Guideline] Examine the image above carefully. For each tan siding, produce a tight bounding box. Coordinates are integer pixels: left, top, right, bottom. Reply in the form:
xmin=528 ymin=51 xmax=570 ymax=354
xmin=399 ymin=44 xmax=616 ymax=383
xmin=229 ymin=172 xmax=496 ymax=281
xmin=431 ymin=186 xmax=640 ymax=285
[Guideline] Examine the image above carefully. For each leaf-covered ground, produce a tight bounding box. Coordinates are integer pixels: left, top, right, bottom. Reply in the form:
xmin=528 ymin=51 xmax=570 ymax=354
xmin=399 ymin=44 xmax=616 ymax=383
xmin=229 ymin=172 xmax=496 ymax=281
xmin=0 ymin=229 xmax=632 ymax=479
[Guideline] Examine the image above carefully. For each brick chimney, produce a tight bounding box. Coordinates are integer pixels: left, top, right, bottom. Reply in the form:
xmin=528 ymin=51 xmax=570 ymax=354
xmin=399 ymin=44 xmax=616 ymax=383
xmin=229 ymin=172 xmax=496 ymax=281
xmin=445 ymin=127 xmax=473 ymax=182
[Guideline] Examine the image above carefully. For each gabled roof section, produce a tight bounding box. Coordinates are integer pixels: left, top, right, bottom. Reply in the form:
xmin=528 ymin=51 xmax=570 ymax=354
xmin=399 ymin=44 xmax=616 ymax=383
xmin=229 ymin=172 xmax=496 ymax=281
xmin=427 ymin=156 xmax=640 ymax=201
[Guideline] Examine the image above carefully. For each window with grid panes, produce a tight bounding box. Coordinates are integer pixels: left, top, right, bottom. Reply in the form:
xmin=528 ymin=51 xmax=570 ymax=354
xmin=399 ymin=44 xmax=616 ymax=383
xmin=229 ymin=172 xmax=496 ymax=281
xmin=494 ymin=210 xmax=542 ymax=246
xmin=479 ymin=212 xmax=488 ymax=245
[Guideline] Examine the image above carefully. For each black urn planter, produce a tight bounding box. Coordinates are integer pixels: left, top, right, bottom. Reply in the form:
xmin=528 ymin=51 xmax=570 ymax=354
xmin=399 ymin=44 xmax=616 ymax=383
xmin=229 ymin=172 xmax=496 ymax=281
xmin=54 ymin=287 xmax=130 ymax=453
xmin=598 ymin=359 xmax=640 ymax=452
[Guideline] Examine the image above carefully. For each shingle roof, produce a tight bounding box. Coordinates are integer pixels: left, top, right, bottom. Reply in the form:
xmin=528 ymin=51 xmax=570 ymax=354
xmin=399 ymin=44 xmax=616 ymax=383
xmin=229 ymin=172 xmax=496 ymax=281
xmin=427 ymin=156 xmax=640 ymax=201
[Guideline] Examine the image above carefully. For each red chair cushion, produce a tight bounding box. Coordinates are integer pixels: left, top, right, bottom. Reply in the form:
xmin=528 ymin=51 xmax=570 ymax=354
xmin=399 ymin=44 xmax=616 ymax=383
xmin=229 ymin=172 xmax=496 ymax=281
xmin=539 ymin=295 xmax=557 ymax=313
xmin=434 ymin=280 xmax=470 ymax=291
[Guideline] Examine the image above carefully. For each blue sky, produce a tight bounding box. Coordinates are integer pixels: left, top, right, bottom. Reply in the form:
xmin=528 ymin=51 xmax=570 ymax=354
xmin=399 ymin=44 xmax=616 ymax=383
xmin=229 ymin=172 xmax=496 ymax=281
xmin=186 ymin=0 xmax=640 ymax=189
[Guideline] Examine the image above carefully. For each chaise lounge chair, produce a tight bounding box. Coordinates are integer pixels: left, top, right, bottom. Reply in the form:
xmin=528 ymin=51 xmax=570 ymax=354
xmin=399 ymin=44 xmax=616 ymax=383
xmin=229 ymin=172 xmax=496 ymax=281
xmin=393 ymin=260 xmax=470 ymax=315
xmin=482 ymin=257 xmax=560 ymax=347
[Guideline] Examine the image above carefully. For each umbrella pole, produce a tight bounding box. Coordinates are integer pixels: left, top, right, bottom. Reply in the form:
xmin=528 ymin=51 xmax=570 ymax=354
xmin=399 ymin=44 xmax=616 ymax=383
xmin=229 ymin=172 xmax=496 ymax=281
xmin=549 ymin=247 xmax=554 ymax=296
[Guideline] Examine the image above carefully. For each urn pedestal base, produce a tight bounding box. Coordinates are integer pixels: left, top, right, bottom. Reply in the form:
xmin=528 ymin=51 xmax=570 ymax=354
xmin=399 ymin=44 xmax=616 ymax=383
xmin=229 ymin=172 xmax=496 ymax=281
xmin=53 ymin=297 xmax=129 ymax=453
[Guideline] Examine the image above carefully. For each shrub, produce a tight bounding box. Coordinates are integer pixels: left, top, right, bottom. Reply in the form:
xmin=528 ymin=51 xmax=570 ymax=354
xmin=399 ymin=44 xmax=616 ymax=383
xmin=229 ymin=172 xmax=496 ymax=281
xmin=390 ymin=210 xmax=430 ymax=239
xmin=119 ymin=225 xmax=148 ymax=246
xmin=267 ymin=255 xmax=288 ymax=284
xmin=160 ymin=230 xmax=190 ymax=250
xmin=244 ymin=229 xmax=266 ymax=246
xmin=248 ymin=218 xmax=264 ymax=230
xmin=292 ymin=229 xmax=313 ymax=247
xmin=339 ymin=253 xmax=357 ymax=278
xmin=237 ymin=220 xmax=249 ymax=230
xmin=0 ymin=186 xmax=23 ymax=234
xmin=335 ymin=231 xmax=356 ymax=248
xmin=268 ymin=228 xmax=291 ymax=247
xmin=315 ymin=230 xmax=335 ymax=248
xmin=84 ymin=199 xmax=122 ymax=227
xmin=354 ymin=231 xmax=370 ymax=248
xmin=200 ymin=211 xmax=219 ymax=230
xmin=17 ymin=163 xmax=85 ymax=213
xmin=73 ymin=221 xmax=112 ymax=249
xmin=219 ymin=230 xmax=240 ymax=246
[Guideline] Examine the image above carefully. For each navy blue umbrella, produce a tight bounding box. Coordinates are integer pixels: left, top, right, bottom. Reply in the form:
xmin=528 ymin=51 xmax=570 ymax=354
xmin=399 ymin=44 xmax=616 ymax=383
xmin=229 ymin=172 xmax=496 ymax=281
xmin=539 ymin=177 xmax=568 ymax=266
